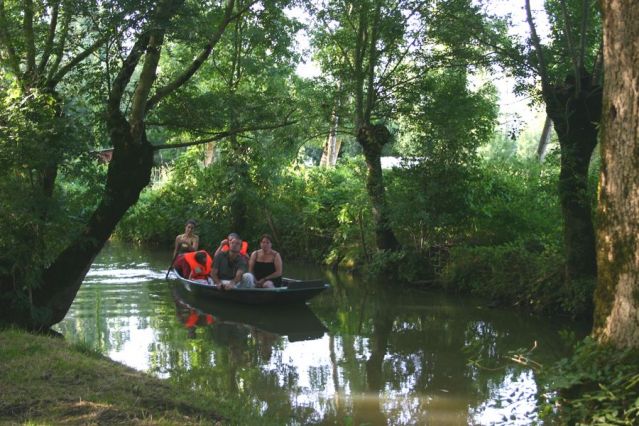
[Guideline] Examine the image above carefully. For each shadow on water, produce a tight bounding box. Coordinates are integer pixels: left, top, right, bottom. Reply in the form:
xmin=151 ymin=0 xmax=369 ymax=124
xmin=54 ymin=241 xmax=590 ymax=425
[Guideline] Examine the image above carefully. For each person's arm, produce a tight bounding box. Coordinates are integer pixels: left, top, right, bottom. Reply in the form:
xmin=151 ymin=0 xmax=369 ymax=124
xmin=273 ymin=252 xmax=283 ymax=278
xmin=231 ymin=268 xmax=244 ymax=286
xmin=211 ymin=255 xmax=222 ymax=287
xmin=229 ymin=259 xmax=248 ymax=287
xmin=211 ymin=267 xmax=222 ymax=287
xmin=213 ymin=238 xmax=228 ymax=257
xmin=173 ymin=235 xmax=181 ymax=258
xmin=248 ymin=251 xmax=257 ymax=274
xmin=192 ymin=235 xmax=199 ymax=251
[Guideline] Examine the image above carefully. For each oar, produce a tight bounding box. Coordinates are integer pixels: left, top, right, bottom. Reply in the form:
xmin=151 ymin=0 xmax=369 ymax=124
xmin=165 ymin=252 xmax=180 ymax=279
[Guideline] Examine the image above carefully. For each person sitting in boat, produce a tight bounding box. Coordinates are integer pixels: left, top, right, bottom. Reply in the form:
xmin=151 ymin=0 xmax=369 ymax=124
xmin=173 ymin=219 xmax=199 ymax=258
xmin=184 ymin=250 xmax=213 ymax=281
xmin=212 ymin=238 xmax=252 ymax=290
xmin=245 ymin=234 xmax=283 ymax=288
xmin=214 ymin=232 xmax=248 ymax=259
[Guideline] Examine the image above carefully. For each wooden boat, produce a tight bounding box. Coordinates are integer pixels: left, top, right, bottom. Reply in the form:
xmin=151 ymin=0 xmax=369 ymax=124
xmin=171 ymin=285 xmax=328 ymax=341
xmin=168 ymin=268 xmax=330 ymax=305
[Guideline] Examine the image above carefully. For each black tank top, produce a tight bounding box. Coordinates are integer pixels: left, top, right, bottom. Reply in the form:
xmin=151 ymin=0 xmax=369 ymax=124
xmin=254 ymin=260 xmax=282 ymax=287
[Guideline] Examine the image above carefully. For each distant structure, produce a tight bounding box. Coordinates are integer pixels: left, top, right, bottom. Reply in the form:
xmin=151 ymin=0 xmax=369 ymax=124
xmin=93 ymin=148 xmax=114 ymax=163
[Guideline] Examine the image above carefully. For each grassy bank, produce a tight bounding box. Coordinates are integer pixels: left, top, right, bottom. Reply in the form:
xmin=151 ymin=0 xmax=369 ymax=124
xmin=0 ymin=328 xmax=224 ymax=425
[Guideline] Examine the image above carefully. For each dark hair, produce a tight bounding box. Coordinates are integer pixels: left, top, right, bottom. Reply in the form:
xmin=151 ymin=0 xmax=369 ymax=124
xmin=228 ymin=232 xmax=240 ymax=239
xmin=195 ymin=251 xmax=207 ymax=264
xmin=259 ymin=234 xmax=273 ymax=243
xmin=186 ymin=219 xmax=197 ymax=227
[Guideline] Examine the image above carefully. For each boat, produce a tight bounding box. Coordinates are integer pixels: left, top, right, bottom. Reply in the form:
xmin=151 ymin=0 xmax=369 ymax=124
xmin=171 ymin=285 xmax=328 ymax=341
xmin=168 ymin=268 xmax=330 ymax=305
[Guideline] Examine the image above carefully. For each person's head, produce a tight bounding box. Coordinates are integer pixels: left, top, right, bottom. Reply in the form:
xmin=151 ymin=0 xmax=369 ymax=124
xmin=185 ymin=219 xmax=197 ymax=233
xmin=227 ymin=232 xmax=240 ymax=242
xmin=259 ymin=234 xmax=273 ymax=250
xmin=229 ymin=238 xmax=242 ymax=254
xmin=195 ymin=250 xmax=207 ymax=265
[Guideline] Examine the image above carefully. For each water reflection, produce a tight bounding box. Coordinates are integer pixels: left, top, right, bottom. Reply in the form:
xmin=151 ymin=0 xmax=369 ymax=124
xmin=54 ymin=242 xmax=589 ymax=425
xmin=172 ymin=284 xmax=328 ymax=341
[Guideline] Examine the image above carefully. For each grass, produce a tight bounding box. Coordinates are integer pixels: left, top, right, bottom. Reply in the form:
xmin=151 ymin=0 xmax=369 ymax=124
xmin=0 ymin=328 xmax=225 ymax=425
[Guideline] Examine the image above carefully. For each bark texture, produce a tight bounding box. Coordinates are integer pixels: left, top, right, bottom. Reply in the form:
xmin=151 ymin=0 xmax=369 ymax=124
xmin=545 ymin=74 xmax=601 ymax=282
xmin=357 ymin=123 xmax=400 ymax=251
xmin=593 ymin=0 xmax=639 ymax=349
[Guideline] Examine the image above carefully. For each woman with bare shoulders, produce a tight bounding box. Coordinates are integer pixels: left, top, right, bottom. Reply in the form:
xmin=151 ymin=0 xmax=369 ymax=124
xmin=247 ymin=234 xmax=282 ymax=288
xmin=173 ymin=220 xmax=199 ymax=258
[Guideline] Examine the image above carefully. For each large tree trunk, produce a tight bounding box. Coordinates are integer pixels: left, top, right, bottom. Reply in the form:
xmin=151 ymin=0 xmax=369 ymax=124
xmin=545 ymin=74 xmax=602 ymax=282
xmin=357 ymin=123 xmax=400 ymax=251
xmin=593 ymin=0 xmax=639 ymax=349
xmin=33 ymin=129 xmax=154 ymax=328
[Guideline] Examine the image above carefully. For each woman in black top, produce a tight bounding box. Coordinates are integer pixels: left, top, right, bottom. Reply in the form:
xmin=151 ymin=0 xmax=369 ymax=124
xmin=248 ymin=234 xmax=283 ymax=288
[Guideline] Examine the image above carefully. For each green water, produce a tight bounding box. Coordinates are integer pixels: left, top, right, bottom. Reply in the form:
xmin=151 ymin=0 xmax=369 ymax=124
xmin=54 ymin=241 xmax=588 ymax=425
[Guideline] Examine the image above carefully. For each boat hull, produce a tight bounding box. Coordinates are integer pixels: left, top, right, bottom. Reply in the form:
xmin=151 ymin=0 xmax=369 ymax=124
xmin=169 ymin=269 xmax=330 ymax=305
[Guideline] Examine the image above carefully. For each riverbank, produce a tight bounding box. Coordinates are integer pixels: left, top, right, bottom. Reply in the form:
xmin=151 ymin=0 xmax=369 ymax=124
xmin=0 ymin=328 xmax=223 ymax=425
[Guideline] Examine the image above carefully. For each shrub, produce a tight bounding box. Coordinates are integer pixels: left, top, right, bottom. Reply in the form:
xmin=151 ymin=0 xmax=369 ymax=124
xmin=541 ymin=337 xmax=639 ymax=425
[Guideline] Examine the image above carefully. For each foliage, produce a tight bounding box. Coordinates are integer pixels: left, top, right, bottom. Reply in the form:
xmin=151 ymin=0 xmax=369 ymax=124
xmin=441 ymin=240 xmax=565 ymax=311
xmin=0 ymin=88 xmax=102 ymax=285
xmin=433 ymin=156 xmax=595 ymax=315
xmin=541 ymin=337 xmax=639 ymax=425
xmin=117 ymin=156 xmax=372 ymax=265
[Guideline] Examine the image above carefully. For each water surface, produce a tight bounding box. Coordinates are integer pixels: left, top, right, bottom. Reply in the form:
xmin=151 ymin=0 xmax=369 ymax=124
xmin=54 ymin=242 xmax=588 ymax=425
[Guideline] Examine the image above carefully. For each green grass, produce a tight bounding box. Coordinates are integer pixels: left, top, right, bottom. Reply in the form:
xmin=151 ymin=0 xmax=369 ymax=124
xmin=0 ymin=328 xmax=226 ymax=425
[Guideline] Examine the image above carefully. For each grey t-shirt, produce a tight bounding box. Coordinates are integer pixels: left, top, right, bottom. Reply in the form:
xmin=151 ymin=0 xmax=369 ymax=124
xmin=213 ymin=251 xmax=248 ymax=280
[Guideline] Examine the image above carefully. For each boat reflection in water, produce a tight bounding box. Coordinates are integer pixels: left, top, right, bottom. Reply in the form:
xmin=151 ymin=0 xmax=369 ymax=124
xmin=171 ymin=284 xmax=328 ymax=342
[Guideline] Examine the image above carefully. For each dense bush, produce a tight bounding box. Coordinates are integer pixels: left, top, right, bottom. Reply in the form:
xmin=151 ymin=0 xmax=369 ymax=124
xmin=116 ymin=152 xmax=371 ymax=264
xmin=541 ymin=337 xmax=639 ymax=425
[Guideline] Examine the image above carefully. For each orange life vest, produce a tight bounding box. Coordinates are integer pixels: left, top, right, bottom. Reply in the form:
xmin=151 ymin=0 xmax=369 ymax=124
xmin=221 ymin=240 xmax=248 ymax=256
xmin=183 ymin=251 xmax=212 ymax=279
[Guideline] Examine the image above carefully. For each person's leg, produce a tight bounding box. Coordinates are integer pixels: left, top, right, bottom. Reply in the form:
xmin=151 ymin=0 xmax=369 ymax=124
xmin=262 ymin=280 xmax=275 ymax=288
xmin=237 ymin=272 xmax=256 ymax=289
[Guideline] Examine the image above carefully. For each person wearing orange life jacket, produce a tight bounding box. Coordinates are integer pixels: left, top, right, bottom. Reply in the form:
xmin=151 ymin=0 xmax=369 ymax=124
xmin=182 ymin=250 xmax=212 ymax=280
xmin=214 ymin=232 xmax=248 ymax=259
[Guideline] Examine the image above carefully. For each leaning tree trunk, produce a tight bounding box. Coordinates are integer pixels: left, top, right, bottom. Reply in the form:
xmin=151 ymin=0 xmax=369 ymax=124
xmin=545 ymin=75 xmax=602 ymax=282
xmin=357 ymin=123 xmax=400 ymax=251
xmin=593 ymin=0 xmax=639 ymax=349
xmin=28 ymin=2 xmax=176 ymax=329
xmin=31 ymin=121 xmax=154 ymax=329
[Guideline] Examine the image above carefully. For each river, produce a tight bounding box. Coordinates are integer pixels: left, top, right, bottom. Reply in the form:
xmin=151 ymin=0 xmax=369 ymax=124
xmin=53 ymin=241 xmax=589 ymax=425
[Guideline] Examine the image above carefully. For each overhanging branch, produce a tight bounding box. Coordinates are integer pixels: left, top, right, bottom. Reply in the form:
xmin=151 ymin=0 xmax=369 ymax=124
xmin=152 ymin=119 xmax=298 ymax=151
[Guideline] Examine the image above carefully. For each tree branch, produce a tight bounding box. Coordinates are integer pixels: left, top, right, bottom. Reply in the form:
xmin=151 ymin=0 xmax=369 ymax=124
xmin=525 ymin=0 xmax=551 ymax=95
xmin=577 ymin=0 xmax=588 ymax=73
xmin=48 ymin=34 xmax=109 ymax=88
xmin=152 ymin=119 xmax=298 ymax=151
xmin=130 ymin=32 xmax=164 ymax=139
xmin=317 ymin=10 xmax=355 ymax=74
xmin=145 ymin=0 xmax=253 ymax=112
xmin=46 ymin=7 xmax=71 ymax=81
xmin=559 ymin=0 xmax=581 ymax=93
xmin=0 ymin=0 xmax=22 ymax=78
xmin=364 ymin=0 xmax=381 ymax=124
xmin=23 ymin=0 xmax=36 ymax=77
xmin=37 ymin=0 xmax=60 ymax=75
xmin=353 ymin=4 xmax=368 ymax=128
xmin=108 ymin=33 xmax=149 ymax=122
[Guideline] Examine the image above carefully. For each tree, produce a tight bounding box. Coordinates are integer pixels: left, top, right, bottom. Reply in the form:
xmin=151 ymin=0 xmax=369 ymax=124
xmin=308 ymin=0 xmax=496 ymax=252
xmin=524 ymin=0 xmax=603 ymax=283
xmin=0 ymin=0 xmax=261 ymax=330
xmin=593 ymin=0 xmax=639 ymax=349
